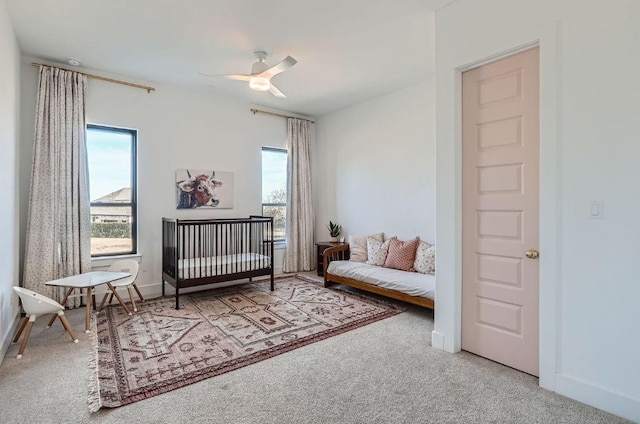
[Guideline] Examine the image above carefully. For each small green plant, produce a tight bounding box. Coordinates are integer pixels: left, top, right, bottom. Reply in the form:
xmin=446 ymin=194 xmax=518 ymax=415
xmin=327 ymin=221 xmax=342 ymax=237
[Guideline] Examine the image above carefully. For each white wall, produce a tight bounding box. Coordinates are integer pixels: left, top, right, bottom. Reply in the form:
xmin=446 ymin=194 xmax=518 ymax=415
xmin=434 ymin=0 xmax=640 ymax=421
xmin=315 ymin=80 xmax=435 ymax=245
xmin=0 ymin=0 xmax=21 ymax=364
xmin=19 ymin=61 xmax=294 ymax=299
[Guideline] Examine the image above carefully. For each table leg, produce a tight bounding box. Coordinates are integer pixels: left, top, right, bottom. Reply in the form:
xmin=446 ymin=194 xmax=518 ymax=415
xmin=97 ymin=293 xmax=109 ymax=312
xmin=107 ymin=283 xmax=132 ymax=315
xmin=85 ymin=286 xmax=92 ymax=333
xmin=47 ymin=288 xmax=74 ymax=327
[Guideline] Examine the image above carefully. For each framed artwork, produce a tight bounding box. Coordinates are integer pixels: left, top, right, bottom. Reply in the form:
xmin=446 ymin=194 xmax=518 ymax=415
xmin=175 ymin=169 xmax=234 ymax=209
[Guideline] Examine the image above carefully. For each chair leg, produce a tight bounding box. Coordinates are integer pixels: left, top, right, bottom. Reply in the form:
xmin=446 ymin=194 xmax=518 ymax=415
xmin=127 ymin=286 xmax=137 ymax=312
xmin=133 ymin=284 xmax=144 ymax=302
xmin=17 ymin=317 xmax=36 ymax=359
xmin=12 ymin=316 xmax=29 ymax=343
xmin=57 ymin=312 xmax=79 ymax=343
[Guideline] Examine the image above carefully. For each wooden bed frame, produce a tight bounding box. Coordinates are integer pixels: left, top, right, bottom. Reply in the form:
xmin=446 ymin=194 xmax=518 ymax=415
xmin=162 ymin=216 xmax=274 ymax=309
xmin=322 ymin=244 xmax=435 ymax=309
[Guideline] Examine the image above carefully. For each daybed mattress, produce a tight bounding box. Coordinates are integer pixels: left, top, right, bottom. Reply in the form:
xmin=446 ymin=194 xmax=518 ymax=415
xmin=326 ymin=260 xmax=435 ymax=300
xmin=178 ymin=253 xmax=270 ymax=278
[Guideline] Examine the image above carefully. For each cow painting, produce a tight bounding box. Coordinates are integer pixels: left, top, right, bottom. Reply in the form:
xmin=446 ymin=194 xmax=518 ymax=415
xmin=176 ymin=169 xmax=231 ymax=209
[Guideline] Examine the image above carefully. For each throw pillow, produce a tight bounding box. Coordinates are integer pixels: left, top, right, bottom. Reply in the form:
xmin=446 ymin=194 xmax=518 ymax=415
xmin=384 ymin=236 xmax=420 ymax=271
xmin=366 ymin=237 xmax=391 ymax=266
xmin=414 ymin=241 xmax=436 ymax=275
xmin=348 ymin=232 xmax=384 ymax=262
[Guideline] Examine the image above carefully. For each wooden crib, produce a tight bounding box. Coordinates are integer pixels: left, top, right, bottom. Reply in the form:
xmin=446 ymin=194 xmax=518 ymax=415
xmin=162 ymin=216 xmax=274 ymax=309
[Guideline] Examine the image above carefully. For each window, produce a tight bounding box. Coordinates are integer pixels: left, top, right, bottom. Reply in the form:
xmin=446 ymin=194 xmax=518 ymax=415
xmin=86 ymin=124 xmax=137 ymax=256
xmin=261 ymin=147 xmax=287 ymax=241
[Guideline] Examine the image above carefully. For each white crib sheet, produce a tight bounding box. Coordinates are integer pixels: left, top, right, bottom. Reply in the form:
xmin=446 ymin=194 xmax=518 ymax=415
xmin=178 ymin=253 xmax=270 ymax=278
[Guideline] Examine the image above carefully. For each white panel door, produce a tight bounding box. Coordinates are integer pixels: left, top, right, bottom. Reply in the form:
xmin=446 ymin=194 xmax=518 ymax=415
xmin=461 ymin=47 xmax=540 ymax=376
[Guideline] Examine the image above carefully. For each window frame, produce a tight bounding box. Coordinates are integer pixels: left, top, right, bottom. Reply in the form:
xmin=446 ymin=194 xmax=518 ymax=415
xmin=87 ymin=124 xmax=138 ymax=257
xmin=261 ymin=146 xmax=287 ymax=242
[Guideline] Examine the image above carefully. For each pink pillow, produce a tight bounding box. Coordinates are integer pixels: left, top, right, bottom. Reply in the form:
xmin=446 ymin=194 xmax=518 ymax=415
xmin=384 ymin=237 xmax=420 ymax=271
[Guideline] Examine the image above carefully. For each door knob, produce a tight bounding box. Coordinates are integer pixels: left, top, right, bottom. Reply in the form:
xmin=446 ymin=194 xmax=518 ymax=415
xmin=525 ymin=249 xmax=539 ymax=259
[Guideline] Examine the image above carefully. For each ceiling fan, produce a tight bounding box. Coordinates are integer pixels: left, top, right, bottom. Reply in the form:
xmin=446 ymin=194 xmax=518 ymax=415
xmin=203 ymin=51 xmax=297 ymax=98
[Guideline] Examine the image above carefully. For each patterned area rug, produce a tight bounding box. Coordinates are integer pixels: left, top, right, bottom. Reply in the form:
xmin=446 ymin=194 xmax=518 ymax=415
xmin=89 ymin=275 xmax=403 ymax=411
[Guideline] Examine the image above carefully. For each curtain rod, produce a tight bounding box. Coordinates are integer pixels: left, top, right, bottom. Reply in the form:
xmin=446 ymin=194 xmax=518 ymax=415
xmin=250 ymin=108 xmax=315 ymax=124
xmin=31 ymin=62 xmax=155 ymax=93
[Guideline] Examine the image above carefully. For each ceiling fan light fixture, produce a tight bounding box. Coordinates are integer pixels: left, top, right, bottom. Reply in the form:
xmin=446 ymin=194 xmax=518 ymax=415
xmin=249 ymin=76 xmax=271 ymax=91
xmin=203 ymin=51 xmax=295 ymax=97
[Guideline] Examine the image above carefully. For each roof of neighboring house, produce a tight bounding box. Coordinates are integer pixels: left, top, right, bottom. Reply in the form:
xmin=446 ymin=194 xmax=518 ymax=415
xmin=92 ymin=187 xmax=131 ymax=203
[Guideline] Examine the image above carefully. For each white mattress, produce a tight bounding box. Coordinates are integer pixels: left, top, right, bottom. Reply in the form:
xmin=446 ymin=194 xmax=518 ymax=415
xmin=178 ymin=253 xmax=270 ymax=278
xmin=326 ymin=260 xmax=435 ymax=300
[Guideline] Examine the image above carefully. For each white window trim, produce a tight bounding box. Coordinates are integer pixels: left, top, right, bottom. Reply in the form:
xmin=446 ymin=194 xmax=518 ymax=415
xmin=91 ymin=253 xmax=142 ymax=269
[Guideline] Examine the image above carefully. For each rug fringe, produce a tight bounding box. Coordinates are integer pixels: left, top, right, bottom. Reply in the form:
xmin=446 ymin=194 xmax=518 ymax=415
xmin=87 ymin=313 xmax=102 ymax=413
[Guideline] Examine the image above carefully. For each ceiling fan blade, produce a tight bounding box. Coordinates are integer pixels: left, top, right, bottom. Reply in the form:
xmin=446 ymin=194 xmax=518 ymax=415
xmin=269 ymin=83 xmax=287 ymax=98
xmin=258 ymin=56 xmax=297 ymax=79
xmin=222 ymin=74 xmax=252 ymax=82
xmin=199 ymin=72 xmax=253 ymax=82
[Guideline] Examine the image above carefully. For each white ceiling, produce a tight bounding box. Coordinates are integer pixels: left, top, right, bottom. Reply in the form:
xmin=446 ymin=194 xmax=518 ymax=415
xmin=6 ymin=0 xmax=454 ymax=117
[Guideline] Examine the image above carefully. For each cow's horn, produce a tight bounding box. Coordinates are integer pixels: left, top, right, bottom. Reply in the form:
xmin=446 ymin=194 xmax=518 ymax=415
xmin=186 ymin=169 xmax=192 ymax=179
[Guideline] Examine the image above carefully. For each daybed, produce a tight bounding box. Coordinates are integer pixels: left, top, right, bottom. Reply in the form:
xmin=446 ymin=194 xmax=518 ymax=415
xmin=323 ymin=243 xmax=435 ymax=309
xmin=162 ymin=216 xmax=274 ymax=309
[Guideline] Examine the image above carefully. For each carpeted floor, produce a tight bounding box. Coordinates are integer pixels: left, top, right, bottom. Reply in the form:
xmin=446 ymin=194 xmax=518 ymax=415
xmin=0 ymin=273 xmax=630 ymax=423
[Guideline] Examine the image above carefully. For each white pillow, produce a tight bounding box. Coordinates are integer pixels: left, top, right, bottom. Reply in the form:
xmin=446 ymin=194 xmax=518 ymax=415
xmin=348 ymin=232 xmax=384 ymax=262
xmin=366 ymin=237 xmax=391 ymax=266
xmin=413 ymin=241 xmax=435 ymax=275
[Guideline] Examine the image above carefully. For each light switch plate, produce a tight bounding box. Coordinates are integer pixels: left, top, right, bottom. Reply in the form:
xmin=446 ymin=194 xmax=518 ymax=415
xmin=589 ymin=201 xmax=604 ymax=219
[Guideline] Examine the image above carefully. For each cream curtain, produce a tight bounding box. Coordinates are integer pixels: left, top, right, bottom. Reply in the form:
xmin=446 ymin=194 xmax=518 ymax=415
xmin=283 ymin=118 xmax=315 ymax=272
xmin=23 ymin=66 xmax=91 ymax=307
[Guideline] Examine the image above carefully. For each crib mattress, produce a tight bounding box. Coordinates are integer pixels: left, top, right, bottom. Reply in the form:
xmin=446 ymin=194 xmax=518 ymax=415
xmin=178 ymin=253 xmax=270 ymax=278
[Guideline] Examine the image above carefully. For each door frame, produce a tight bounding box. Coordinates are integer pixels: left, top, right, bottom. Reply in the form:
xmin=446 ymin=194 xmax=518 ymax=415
xmin=432 ymin=22 xmax=560 ymax=391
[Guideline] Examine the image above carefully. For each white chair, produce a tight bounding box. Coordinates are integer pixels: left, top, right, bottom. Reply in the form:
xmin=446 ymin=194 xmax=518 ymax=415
xmin=99 ymin=259 xmax=143 ymax=312
xmin=12 ymin=286 xmax=79 ymax=359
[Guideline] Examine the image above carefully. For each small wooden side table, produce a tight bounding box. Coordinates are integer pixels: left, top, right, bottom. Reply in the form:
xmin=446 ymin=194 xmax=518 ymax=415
xmin=316 ymin=241 xmax=348 ymax=277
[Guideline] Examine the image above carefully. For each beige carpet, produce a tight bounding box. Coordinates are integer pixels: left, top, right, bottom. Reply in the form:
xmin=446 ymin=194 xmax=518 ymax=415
xmin=91 ymin=275 xmax=403 ymax=411
xmin=0 ymin=273 xmax=629 ymax=423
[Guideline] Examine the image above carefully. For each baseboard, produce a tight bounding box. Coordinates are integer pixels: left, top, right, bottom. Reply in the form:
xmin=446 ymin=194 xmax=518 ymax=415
xmin=0 ymin=311 xmax=20 ymax=366
xmin=555 ymin=373 xmax=640 ymax=423
xmin=431 ymin=330 xmax=445 ymax=350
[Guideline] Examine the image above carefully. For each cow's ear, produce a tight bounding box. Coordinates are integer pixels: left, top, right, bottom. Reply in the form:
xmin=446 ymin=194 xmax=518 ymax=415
xmin=177 ymin=180 xmax=195 ymax=192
